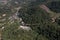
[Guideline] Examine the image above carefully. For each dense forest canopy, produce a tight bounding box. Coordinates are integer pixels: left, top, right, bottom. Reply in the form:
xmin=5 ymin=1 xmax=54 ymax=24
xmin=47 ymin=1 xmax=60 ymax=13
xmin=0 ymin=0 xmax=60 ymax=40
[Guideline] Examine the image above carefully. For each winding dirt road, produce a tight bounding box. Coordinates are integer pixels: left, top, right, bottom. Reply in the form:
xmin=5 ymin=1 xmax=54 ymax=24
xmin=40 ymin=4 xmax=60 ymax=22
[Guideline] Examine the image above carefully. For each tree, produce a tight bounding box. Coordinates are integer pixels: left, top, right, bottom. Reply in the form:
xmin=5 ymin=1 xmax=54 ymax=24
xmin=1 ymin=0 xmax=60 ymax=40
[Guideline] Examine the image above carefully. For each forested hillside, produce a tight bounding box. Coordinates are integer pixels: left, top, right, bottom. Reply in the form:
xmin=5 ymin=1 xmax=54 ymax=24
xmin=0 ymin=0 xmax=60 ymax=40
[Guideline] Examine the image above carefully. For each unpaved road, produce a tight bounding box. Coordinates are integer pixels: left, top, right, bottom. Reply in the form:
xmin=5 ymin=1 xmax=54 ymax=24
xmin=40 ymin=4 xmax=60 ymax=22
